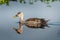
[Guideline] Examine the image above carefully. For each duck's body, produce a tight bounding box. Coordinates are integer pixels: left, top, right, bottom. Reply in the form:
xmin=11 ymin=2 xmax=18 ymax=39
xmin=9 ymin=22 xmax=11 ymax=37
xmin=13 ymin=12 xmax=49 ymax=34
xmin=25 ymin=18 xmax=48 ymax=28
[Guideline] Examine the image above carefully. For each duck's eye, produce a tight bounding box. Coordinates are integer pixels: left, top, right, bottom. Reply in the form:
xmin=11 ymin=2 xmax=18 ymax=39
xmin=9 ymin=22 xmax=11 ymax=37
xmin=18 ymin=12 xmax=21 ymax=14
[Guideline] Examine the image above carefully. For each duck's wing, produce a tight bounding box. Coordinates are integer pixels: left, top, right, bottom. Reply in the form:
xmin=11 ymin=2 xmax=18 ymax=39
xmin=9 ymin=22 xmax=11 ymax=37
xmin=26 ymin=18 xmax=40 ymax=21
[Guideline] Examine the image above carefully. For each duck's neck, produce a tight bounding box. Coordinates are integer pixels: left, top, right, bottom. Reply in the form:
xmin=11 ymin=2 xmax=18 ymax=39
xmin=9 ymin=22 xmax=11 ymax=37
xmin=20 ymin=16 xmax=24 ymax=23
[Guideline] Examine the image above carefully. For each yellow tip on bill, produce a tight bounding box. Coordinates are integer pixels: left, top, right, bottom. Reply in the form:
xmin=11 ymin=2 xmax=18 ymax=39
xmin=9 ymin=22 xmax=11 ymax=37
xmin=13 ymin=16 xmax=16 ymax=18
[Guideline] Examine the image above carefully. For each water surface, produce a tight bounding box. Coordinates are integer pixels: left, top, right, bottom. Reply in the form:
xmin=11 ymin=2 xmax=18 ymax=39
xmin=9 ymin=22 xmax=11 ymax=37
xmin=0 ymin=1 xmax=60 ymax=40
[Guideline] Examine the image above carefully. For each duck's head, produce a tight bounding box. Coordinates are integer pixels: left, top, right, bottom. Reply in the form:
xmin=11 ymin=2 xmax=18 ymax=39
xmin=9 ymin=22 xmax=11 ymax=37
xmin=13 ymin=12 xmax=24 ymax=18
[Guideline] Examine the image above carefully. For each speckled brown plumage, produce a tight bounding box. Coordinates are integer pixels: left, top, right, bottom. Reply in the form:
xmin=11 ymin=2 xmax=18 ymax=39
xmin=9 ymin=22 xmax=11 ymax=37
xmin=25 ymin=18 xmax=47 ymax=28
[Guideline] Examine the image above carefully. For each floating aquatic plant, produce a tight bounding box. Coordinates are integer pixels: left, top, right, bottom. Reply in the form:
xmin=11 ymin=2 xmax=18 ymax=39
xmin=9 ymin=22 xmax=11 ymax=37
xmin=0 ymin=0 xmax=9 ymax=6
xmin=0 ymin=0 xmax=60 ymax=6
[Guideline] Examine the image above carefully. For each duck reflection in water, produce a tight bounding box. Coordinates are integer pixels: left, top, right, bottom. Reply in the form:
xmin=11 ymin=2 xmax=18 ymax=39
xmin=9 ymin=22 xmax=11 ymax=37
xmin=13 ymin=12 xmax=49 ymax=34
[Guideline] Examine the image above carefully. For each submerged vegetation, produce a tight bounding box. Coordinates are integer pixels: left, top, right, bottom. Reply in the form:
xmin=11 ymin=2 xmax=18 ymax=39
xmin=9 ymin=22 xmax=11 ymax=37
xmin=0 ymin=0 xmax=60 ymax=6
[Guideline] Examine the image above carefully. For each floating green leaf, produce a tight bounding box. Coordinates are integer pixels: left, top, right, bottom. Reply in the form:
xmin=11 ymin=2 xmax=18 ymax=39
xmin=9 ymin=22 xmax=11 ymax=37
xmin=0 ymin=0 xmax=9 ymax=6
xmin=5 ymin=0 xmax=9 ymax=6
xmin=40 ymin=0 xmax=44 ymax=2
xmin=29 ymin=0 xmax=33 ymax=4
xmin=20 ymin=0 xmax=26 ymax=4
xmin=52 ymin=0 xmax=55 ymax=2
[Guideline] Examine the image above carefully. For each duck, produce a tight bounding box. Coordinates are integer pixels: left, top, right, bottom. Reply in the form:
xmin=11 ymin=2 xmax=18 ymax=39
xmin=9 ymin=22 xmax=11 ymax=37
xmin=13 ymin=12 xmax=49 ymax=34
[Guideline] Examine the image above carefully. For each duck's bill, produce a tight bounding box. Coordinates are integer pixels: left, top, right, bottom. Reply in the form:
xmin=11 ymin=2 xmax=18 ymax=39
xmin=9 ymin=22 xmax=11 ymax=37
xmin=13 ymin=16 xmax=17 ymax=18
